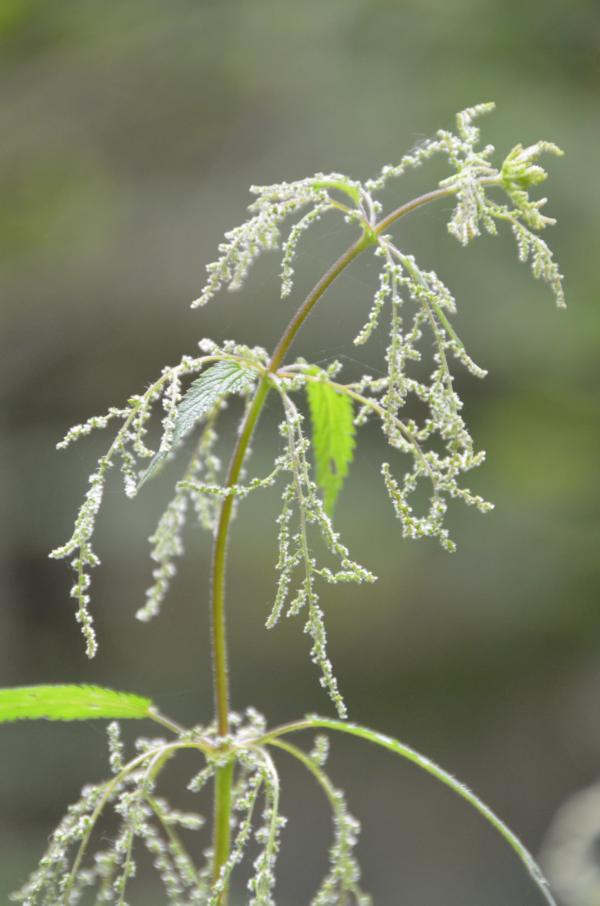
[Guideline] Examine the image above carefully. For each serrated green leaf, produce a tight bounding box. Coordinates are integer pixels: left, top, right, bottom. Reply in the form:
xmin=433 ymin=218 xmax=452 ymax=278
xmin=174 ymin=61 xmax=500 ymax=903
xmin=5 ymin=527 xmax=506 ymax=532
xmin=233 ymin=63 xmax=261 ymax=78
xmin=140 ymin=360 xmax=255 ymax=487
xmin=306 ymin=378 xmax=355 ymax=514
xmin=0 ymin=685 xmax=153 ymax=722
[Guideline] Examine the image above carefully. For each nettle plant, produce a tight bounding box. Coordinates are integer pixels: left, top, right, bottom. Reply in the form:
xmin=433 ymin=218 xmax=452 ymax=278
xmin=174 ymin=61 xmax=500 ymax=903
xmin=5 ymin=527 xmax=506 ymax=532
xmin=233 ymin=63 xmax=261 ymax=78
xmin=2 ymin=103 xmax=565 ymax=905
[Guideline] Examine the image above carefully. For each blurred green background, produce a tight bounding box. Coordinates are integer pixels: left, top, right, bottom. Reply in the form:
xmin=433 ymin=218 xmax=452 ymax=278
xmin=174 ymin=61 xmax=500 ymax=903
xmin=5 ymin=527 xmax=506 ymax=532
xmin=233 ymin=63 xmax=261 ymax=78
xmin=1 ymin=1 xmax=598 ymax=903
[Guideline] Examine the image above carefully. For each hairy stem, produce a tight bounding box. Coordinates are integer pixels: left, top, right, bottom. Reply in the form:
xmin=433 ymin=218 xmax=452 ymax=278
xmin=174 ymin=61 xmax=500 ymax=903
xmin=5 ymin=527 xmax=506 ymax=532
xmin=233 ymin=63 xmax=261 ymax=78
xmin=208 ymin=180 xmax=474 ymax=891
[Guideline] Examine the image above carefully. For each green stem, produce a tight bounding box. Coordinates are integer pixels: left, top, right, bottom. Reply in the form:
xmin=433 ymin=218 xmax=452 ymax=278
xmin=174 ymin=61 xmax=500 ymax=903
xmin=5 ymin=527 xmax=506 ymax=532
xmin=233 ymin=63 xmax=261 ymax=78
xmin=211 ymin=379 xmax=272 ymax=738
xmin=208 ymin=180 xmax=471 ymax=891
xmin=210 ymin=379 xmax=270 ymax=895
xmin=212 ymin=758 xmax=235 ymax=889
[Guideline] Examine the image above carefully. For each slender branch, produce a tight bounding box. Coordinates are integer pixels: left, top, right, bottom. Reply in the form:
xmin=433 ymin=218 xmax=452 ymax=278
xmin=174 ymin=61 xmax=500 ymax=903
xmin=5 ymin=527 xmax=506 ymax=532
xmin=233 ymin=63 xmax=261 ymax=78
xmin=211 ymin=379 xmax=272 ymax=738
xmin=374 ymin=177 xmax=500 ymax=235
xmin=148 ymin=707 xmax=187 ymax=736
xmin=212 ymin=758 xmax=235 ymax=890
xmin=259 ymin=717 xmax=555 ymax=906
xmin=268 ymin=737 xmax=365 ymax=900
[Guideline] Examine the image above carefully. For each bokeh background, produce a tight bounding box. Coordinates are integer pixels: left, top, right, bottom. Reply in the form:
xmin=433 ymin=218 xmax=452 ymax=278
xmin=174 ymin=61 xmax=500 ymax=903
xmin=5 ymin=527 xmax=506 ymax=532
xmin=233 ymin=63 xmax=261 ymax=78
xmin=1 ymin=1 xmax=599 ymax=903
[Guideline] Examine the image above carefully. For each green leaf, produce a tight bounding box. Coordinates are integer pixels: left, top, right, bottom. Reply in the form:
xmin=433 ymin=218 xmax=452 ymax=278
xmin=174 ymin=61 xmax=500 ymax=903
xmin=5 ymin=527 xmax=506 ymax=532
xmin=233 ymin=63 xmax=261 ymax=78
xmin=140 ymin=360 xmax=255 ymax=486
xmin=306 ymin=378 xmax=355 ymax=514
xmin=0 ymin=685 xmax=154 ymax=722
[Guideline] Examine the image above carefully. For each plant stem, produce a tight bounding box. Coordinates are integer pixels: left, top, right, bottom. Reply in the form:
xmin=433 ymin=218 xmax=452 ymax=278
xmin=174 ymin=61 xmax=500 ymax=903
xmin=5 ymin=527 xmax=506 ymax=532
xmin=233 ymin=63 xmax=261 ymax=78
xmin=208 ymin=180 xmax=472 ymax=891
xmin=209 ymin=234 xmax=372 ymax=892
xmin=211 ymin=379 xmax=272 ymax=739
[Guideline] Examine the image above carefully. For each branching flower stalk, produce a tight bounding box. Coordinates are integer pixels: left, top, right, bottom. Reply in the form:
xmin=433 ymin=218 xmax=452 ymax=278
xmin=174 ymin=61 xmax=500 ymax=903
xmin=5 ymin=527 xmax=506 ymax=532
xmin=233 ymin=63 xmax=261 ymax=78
xmin=2 ymin=103 xmax=566 ymax=904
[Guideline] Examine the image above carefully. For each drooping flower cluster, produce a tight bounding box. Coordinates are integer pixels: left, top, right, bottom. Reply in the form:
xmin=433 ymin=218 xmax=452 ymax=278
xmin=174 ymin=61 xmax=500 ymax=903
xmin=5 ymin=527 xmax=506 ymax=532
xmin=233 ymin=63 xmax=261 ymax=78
xmin=270 ymin=733 xmax=371 ymax=906
xmin=438 ymin=107 xmax=564 ymax=306
xmin=11 ymin=723 xmax=209 ymax=905
xmin=347 ymin=235 xmax=493 ymax=552
xmin=13 ymin=711 xmax=370 ymax=906
xmin=191 ymin=175 xmax=355 ymax=308
xmin=50 ymin=341 xmax=267 ymax=654
xmin=267 ymin=385 xmax=376 ymax=718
